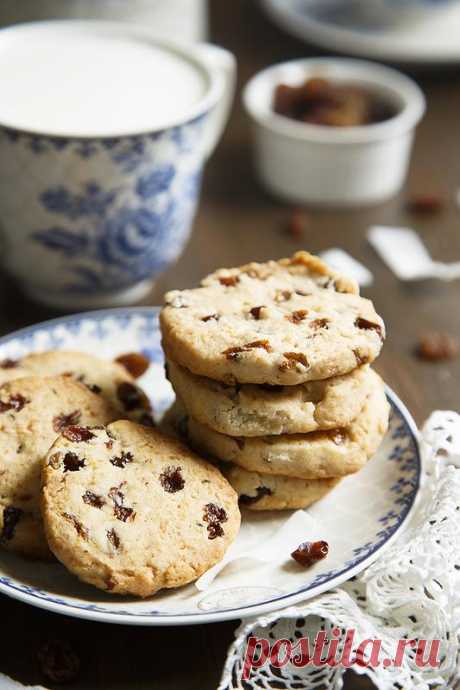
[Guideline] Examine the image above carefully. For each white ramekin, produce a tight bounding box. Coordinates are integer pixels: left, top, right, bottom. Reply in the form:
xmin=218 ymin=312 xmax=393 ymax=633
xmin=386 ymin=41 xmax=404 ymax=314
xmin=243 ymin=58 xmax=426 ymax=207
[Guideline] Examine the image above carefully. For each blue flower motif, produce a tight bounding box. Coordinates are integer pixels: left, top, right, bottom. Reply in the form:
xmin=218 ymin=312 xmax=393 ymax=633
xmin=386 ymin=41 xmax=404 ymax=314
xmin=40 ymin=184 xmax=117 ymax=220
xmin=32 ymin=227 xmax=88 ymax=257
xmin=136 ymin=165 xmax=176 ymax=199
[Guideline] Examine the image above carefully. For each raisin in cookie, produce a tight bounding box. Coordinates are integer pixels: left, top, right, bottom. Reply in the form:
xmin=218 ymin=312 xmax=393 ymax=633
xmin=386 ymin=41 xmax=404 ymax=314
xmin=167 ymin=359 xmax=376 ymax=436
xmin=168 ymin=378 xmax=389 ymax=480
xmin=0 ymin=351 xmax=153 ymax=426
xmin=223 ymin=465 xmax=341 ymax=511
xmin=41 ymin=420 xmax=240 ymax=597
xmin=160 ymin=251 xmax=385 ymax=385
xmin=0 ymin=376 xmax=118 ymax=559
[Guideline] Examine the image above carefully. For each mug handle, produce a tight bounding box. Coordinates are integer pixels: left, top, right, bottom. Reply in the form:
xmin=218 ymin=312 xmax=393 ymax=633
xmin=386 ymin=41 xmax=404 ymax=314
xmin=193 ymin=43 xmax=236 ymax=159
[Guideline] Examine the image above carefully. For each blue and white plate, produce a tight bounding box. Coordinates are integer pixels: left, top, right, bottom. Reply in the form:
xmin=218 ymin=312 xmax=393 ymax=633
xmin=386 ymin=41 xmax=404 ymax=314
xmin=0 ymin=308 xmax=421 ymax=625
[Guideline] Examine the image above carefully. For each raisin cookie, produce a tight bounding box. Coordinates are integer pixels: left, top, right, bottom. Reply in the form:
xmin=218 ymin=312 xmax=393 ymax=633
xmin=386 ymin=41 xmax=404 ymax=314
xmin=223 ymin=465 xmax=341 ymax=511
xmin=160 ymin=251 xmax=385 ymax=385
xmin=168 ymin=378 xmax=390 ymax=480
xmin=41 ymin=420 xmax=240 ymax=597
xmin=167 ymin=359 xmax=376 ymax=436
xmin=0 ymin=376 xmax=118 ymax=559
xmin=0 ymin=351 xmax=153 ymax=425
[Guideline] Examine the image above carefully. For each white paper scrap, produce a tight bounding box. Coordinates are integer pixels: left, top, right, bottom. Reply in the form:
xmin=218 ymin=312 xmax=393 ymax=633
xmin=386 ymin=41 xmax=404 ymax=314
xmin=195 ymin=510 xmax=319 ymax=591
xmin=320 ymin=248 xmax=373 ymax=287
xmin=368 ymin=225 xmax=460 ymax=281
xmin=0 ymin=675 xmax=48 ymax=690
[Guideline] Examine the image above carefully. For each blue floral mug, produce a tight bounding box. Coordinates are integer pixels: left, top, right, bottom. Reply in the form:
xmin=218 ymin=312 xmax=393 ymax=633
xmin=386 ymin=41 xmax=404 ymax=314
xmin=0 ymin=21 xmax=235 ymax=309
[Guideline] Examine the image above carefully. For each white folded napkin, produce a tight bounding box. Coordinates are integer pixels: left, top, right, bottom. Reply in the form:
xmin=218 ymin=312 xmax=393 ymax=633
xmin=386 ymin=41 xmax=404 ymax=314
xmin=195 ymin=509 xmax=319 ymax=590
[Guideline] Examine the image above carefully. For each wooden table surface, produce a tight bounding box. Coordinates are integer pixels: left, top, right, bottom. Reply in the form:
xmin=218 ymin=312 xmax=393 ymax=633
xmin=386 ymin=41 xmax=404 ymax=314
xmin=1 ymin=2 xmax=459 ymax=688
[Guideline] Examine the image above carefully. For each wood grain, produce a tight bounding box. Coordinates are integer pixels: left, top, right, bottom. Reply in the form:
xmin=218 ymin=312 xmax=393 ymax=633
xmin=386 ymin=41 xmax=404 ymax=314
xmin=0 ymin=1 xmax=458 ymax=688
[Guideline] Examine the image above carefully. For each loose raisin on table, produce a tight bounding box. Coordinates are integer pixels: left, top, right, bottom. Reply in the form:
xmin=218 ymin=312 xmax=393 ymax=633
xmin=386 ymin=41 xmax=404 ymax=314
xmin=285 ymin=209 xmax=309 ymax=240
xmin=115 ymin=352 xmax=150 ymax=378
xmin=407 ymin=194 xmax=444 ymax=216
xmin=37 ymin=639 xmax=80 ymax=684
xmin=291 ymin=540 xmax=329 ymax=567
xmin=160 ymin=466 xmax=185 ymax=493
xmin=62 ymin=425 xmax=95 ymax=442
xmin=417 ymin=332 xmax=460 ymax=361
xmin=1 ymin=506 xmax=23 ymax=542
xmin=53 ymin=410 xmax=81 ymax=433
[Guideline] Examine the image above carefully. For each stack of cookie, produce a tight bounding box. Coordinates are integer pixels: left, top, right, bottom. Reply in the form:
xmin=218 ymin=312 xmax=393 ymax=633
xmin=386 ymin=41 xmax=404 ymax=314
xmin=161 ymin=251 xmax=390 ymax=511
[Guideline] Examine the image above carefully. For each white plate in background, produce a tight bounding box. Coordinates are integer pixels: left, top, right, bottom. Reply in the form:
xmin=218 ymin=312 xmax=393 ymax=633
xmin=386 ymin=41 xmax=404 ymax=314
xmin=261 ymin=0 xmax=460 ymax=64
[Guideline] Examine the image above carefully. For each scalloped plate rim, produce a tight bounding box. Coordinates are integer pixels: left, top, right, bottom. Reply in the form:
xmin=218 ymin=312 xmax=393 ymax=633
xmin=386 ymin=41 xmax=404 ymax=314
xmin=0 ymin=307 xmax=422 ymax=626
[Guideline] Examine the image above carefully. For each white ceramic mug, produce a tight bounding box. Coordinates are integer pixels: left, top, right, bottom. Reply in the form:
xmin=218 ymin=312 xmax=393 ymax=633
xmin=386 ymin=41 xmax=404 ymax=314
xmin=0 ymin=21 xmax=235 ymax=309
xmin=0 ymin=0 xmax=208 ymax=43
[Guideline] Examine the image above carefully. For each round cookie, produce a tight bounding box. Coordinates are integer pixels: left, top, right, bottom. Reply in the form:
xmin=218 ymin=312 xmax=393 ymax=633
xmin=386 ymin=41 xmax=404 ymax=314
xmin=160 ymin=251 xmax=385 ymax=385
xmin=0 ymin=351 xmax=153 ymax=426
xmin=170 ymin=378 xmax=390 ymax=480
xmin=222 ymin=465 xmax=341 ymax=511
xmin=0 ymin=376 xmax=118 ymax=559
xmin=41 ymin=420 xmax=240 ymax=597
xmin=167 ymin=359 xmax=376 ymax=436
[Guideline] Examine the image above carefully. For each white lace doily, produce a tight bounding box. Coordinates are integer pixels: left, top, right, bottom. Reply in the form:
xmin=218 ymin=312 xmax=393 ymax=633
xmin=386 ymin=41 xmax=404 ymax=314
xmin=219 ymin=412 xmax=460 ymax=690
